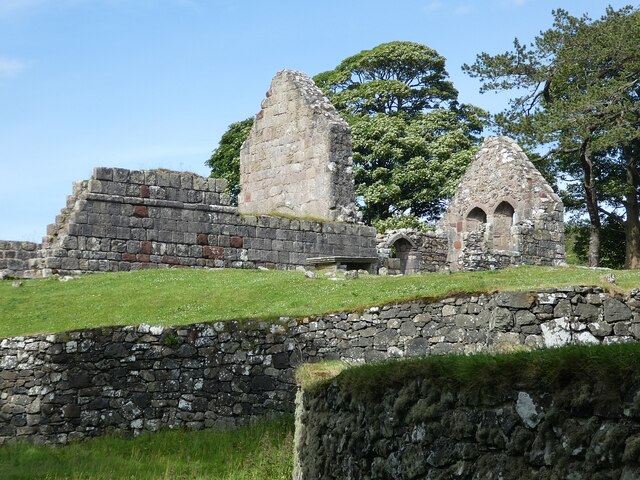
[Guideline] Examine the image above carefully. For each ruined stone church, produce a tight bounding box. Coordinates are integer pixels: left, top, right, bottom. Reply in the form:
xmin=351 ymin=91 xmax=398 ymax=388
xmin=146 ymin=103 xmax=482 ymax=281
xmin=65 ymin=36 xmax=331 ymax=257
xmin=0 ymin=69 xmax=565 ymax=278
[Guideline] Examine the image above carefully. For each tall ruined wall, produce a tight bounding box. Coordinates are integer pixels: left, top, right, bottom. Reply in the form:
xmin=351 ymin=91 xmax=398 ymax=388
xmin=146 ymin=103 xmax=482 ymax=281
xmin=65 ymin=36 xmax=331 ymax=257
xmin=295 ymin=354 xmax=640 ymax=479
xmin=440 ymin=136 xmax=565 ymax=271
xmin=0 ymin=241 xmax=39 ymax=279
xmin=36 ymin=167 xmax=376 ymax=276
xmin=1 ymin=286 xmax=639 ymax=445
xmin=238 ymin=70 xmax=360 ymax=223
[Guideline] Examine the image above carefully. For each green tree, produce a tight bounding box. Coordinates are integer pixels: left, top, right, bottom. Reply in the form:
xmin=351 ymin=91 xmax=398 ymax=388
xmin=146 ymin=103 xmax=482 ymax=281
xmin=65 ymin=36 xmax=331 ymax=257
xmin=316 ymin=41 xmax=486 ymax=227
xmin=207 ymin=41 xmax=486 ymax=229
xmin=313 ymin=41 xmax=458 ymax=116
xmin=463 ymin=6 xmax=640 ymax=267
xmin=206 ymin=118 xmax=253 ymax=205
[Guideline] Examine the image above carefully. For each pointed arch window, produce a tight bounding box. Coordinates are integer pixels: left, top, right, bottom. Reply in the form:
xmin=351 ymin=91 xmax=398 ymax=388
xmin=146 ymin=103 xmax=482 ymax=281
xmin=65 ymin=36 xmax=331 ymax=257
xmin=465 ymin=207 xmax=487 ymax=232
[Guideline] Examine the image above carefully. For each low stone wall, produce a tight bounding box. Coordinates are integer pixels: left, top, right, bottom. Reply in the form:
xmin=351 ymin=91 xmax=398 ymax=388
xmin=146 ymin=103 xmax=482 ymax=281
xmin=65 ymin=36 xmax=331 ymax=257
xmin=1 ymin=286 xmax=639 ymax=444
xmin=460 ymin=222 xmax=566 ymax=271
xmin=377 ymin=230 xmax=448 ymax=274
xmin=24 ymin=167 xmax=377 ymax=276
xmin=294 ymin=362 xmax=640 ymax=479
xmin=0 ymin=241 xmax=39 ymax=278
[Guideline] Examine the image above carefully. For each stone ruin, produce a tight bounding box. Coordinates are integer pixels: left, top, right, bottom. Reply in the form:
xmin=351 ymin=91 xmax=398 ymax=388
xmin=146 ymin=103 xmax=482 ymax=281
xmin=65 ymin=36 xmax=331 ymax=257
xmin=378 ymin=136 xmax=565 ymax=273
xmin=239 ymin=70 xmax=360 ymax=223
xmin=441 ymin=136 xmax=565 ymax=271
xmin=0 ymin=70 xmax=564 ymax=279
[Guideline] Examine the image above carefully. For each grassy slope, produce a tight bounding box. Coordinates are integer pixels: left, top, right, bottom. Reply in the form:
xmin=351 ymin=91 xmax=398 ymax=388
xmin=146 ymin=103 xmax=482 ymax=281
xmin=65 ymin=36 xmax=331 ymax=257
xmin=1 ymin=417 xmax=293 ymax=480
xmin=1 ymin=266 xmax=639 ymax=338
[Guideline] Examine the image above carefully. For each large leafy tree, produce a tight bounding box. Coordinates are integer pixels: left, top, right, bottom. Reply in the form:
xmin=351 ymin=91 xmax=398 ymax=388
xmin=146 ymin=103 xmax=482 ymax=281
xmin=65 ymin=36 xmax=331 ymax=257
xmin=315 ymin=41 xmax=485 ymax=227
xmin=208 ymin=41 xmax=486 ymax=230
xmin=463 ymin=6 xmax=640 ymax=268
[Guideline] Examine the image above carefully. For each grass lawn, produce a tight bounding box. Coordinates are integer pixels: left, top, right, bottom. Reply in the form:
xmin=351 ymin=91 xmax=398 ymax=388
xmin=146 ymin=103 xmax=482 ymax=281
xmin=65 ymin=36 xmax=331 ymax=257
xmin=1 ymin=265 xmax=639 ymax=338
xmin=0 ymin=417 xmax=293 ymax=480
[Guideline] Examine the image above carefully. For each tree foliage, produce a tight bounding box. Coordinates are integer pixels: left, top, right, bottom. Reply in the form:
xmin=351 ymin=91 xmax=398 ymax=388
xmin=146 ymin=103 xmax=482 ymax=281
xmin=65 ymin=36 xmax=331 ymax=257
xmin=207 ymin=42 xmax=486 ymax=229
xmin=463 ymin=6 xmax=640 ymax=267
xmin=316 ymin=41 xmax=486 ymax=228
xmin=314 ymin=41 xmax=458 ymax=116
xmin=206 ymin=118 xmax=253 ymax=205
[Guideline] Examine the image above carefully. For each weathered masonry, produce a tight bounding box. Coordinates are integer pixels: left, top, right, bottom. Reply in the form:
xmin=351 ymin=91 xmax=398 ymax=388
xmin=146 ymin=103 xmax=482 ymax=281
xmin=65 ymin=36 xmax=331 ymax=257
xmin=441 ymin=136 xmax=565 ymax=271
xmin=239 ymin=70 xmax=360 ymax=223
xmin=0 ymin=241 xmax=39 ymax=279
xmin=0 ymin=69 xmax=376 ymax=278
xmin=378 ymin=136 xmax=566 ymax=274
xmin=0 ymin=70 xmax=565 ymax=278
xmin=33 ymin=167 xmax=376 ymax=276
xmin=1 ymin=286 xmax=639 ymax=445
xmin=294 ymin=350 xmax=640 ymax=479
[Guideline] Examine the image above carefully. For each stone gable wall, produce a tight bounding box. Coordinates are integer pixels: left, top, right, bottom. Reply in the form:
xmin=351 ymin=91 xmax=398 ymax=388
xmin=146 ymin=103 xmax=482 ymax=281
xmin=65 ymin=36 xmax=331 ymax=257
xmin=238 ymin=70 xmax=360 ymax=223
xmin=440 ymin=136 xmax=565 ymax=271
xmin=22 ymin=167 xmax=375 ymax=276
xmin=1 ymin=287 xmax=639 ymax=445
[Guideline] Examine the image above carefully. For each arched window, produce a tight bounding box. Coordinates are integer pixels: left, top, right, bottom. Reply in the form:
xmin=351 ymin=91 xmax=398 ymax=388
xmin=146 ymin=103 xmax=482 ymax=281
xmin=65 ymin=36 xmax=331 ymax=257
xmin=493 ymin=201 xmax=515 ymax=250
xmin=391 ymin=238 xmax=419 ymax=275
xmin=465 ymin=207 xmax=487 ymax=232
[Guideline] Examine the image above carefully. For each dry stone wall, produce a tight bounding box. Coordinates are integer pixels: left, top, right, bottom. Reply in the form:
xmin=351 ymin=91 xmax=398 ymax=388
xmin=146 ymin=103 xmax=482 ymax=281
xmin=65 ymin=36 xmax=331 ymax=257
xmin=295 ymin=361 xmax=640 ymax=480
xmin=28 ymin=167 xmax=376 ymax=276
xmin=239 ymin=70 xmax=360 ymax=223
xmin=1 ymin=286 xmax=639 ymax=445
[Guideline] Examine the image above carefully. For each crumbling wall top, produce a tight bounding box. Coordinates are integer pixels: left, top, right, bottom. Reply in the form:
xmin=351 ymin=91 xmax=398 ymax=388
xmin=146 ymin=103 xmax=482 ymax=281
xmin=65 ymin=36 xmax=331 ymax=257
xmin=238 ymin=69 xmax=360 ymax=223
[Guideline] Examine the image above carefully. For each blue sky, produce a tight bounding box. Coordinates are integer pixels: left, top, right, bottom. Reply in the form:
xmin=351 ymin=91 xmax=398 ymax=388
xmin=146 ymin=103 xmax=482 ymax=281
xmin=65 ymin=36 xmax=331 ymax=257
xmin=0 ymin=0 xmax=634 ymax=241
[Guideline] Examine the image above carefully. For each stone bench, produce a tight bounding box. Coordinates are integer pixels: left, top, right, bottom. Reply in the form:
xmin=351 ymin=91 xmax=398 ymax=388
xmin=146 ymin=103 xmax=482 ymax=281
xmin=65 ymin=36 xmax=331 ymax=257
xmin=306 ymin=256 xmax=379 ymax=274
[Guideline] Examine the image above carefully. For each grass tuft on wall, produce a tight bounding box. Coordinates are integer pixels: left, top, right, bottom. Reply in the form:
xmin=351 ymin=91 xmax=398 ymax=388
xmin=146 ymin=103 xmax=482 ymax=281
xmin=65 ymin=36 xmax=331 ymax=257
xmin=302 ymin=343 xmax=640 ymax=401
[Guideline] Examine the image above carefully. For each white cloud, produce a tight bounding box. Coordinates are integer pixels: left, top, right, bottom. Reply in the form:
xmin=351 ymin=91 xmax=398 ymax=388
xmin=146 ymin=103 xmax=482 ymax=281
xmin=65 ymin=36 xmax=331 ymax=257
xmin=0 ymin=0 xmax=47 ymax=17
xmin=0 ymin=58 xmax=26 ymax=77
xmin=453 ymin=3 xmax=474 ymax=15
xmin=498 ymin=0 xmax=527 ymax=7
xmin=423 ymin=1 xmax=443 ymax=12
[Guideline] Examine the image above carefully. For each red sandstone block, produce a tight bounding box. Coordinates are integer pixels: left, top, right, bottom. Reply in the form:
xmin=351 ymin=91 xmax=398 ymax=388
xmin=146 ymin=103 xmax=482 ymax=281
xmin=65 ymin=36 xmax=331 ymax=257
xmin=133 ymin=206 xmax=148 ymax=218
xmin=139 ymin=185 xmax=150 ymax=198
xmin=141 ymin=241 xmax=152 ymax=255
xmin=230 ymin=236 xmax=243 ymax=248
xmin=197 ymin=233 xmax=209 ymax=246
xmin=122 ymin=253 xmax=137 ymax=262
xmin=203 ymin=246 xmax=224 ymax=260
xmin=162 ymin=255 xmax=180 ymax=265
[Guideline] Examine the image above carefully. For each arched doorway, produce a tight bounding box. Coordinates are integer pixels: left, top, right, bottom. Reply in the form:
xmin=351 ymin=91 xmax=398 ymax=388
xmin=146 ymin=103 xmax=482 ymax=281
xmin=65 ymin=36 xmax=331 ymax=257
xmin=392 ymin=238 xmax=419 ymax=275
xmin=493 ymin=201 xmax=515 ymax=250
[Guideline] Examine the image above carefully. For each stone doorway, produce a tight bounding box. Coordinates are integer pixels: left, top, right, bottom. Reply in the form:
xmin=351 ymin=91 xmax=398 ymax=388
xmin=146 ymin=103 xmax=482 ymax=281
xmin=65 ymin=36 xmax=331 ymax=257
xmin=392 ymin=238 xmax=419 ymax=275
